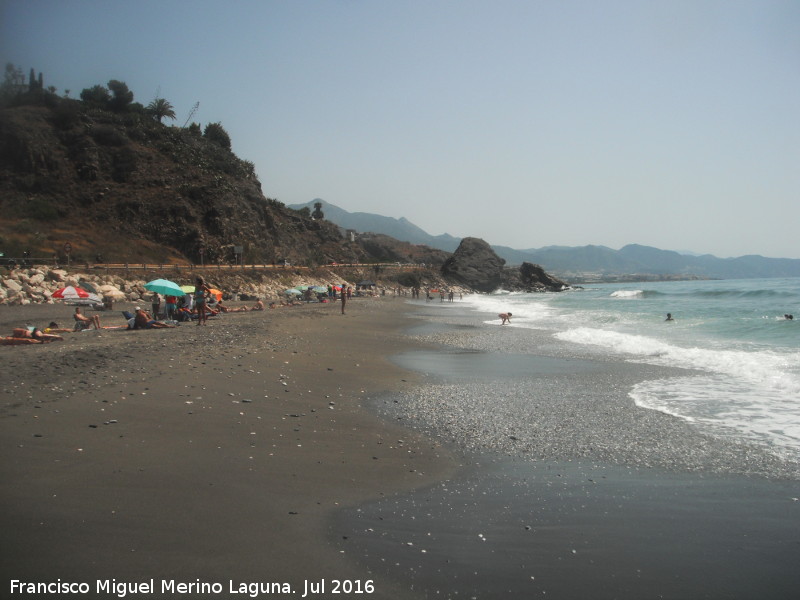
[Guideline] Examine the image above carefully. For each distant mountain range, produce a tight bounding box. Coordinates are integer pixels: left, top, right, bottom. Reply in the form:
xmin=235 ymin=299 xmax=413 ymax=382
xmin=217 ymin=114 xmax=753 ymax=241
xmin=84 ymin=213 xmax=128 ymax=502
xmin=289 ymin=200 xmax=800 ymax=280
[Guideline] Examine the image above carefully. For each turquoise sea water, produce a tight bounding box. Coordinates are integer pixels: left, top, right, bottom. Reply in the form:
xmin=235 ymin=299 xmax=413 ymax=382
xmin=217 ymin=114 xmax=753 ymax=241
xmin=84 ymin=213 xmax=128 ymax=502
xmin=461 ymin=278 xmax=800 ymax=460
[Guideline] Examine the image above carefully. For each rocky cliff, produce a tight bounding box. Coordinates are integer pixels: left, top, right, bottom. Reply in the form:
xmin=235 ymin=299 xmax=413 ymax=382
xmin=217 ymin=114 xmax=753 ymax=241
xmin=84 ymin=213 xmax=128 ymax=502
xmin=0 ymin=97 xmax=373 ymax=266
xmin=442 ymin=237 xmax=570 ymax=293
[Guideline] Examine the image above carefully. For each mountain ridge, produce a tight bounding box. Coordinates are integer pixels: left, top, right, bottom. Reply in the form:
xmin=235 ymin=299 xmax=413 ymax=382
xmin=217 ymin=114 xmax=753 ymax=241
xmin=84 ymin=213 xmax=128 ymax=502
xmin=288 ymin=200 xmax=800 ymax=279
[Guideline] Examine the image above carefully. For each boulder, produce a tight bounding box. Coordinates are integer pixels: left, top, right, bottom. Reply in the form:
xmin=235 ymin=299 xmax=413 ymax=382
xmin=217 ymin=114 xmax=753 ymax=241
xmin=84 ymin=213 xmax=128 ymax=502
xmin=440 ymin=238 xmax=571 ymax=293
xmin=48 ymin=269 xmax=68 ymax=282
xmin=516 ymin=262 xmax=570 ymax=292
xmin=441 ymin=237 xmax=506 ymax=293
xmin=98 ymin=285 xmax=126 ymax=300
xmin=3 ymin=279 xmax=22 ymax=292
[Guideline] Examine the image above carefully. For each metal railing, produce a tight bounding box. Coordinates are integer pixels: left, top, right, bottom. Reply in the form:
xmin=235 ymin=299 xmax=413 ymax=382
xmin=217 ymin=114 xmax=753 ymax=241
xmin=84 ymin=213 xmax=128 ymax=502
xmin=2 ymin=260 xmax=424 ymax=272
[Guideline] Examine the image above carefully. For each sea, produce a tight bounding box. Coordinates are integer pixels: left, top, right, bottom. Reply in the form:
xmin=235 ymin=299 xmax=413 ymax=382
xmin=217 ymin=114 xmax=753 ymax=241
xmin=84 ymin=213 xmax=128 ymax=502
xmin=459 ymin=277 xmax=800 ymax=462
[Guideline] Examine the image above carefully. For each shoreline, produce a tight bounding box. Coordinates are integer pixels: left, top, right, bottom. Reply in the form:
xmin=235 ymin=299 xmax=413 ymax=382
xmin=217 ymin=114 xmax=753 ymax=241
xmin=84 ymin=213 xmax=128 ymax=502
xmin=332 ymin=299 xmax=800 ymax=599
xmin=0 ymin=298 xmax=457 ymax=599
xmin=383 ymin=300 xmax=800 ymax=479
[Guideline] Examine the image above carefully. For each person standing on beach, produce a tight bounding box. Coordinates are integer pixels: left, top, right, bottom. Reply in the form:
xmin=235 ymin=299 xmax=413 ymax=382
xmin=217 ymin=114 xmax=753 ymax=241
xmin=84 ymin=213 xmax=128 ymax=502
xmin=341 ymin=283 xmax=347 ymax=314
xmin=499 ymin=312 xmax=512 ymax=325
xmin=151 ymin=293 xmax=161 ymax=320
xmin=194 ymin=276 xmax=212 ymax=325
xmin=165 ymin=295 xmax=177 ymax=321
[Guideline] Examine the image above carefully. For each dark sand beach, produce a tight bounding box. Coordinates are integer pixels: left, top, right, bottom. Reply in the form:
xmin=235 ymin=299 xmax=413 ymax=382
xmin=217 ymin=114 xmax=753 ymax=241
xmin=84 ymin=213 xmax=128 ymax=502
xmin=0 ymin=298 xmax=453 ymax=599
xmin=2 ymin=298 xmax=799 ymax=599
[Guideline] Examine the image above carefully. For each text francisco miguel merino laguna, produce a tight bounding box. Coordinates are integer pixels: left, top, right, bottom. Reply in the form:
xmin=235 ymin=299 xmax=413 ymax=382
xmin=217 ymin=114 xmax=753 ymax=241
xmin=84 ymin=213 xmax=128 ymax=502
xmin=10 ymin=578 xmax=376 ymax=597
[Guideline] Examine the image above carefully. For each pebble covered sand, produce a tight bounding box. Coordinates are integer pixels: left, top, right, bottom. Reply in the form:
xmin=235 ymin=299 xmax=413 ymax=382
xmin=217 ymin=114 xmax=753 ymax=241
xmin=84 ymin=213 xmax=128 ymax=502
xmin=378 ymin=303 xmax=800 ymax=479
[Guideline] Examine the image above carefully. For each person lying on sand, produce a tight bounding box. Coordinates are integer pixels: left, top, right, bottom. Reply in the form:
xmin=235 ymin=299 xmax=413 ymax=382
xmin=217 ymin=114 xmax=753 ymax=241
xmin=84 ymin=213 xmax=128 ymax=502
xmin=217 ymin=300 xmax=247 ymax=313
xmin=499 ymin=312 xmax=512 ymax=325
xmin=11 ymin=327 xmax=64 ymax=343
xmin=74 ymin=307 xmax=101 ymax=330
xmin=133 ymin=307 xmax=176 ymax=329
xmin=43 ymin=321 xmax=73 ymax=333
xmin=251 ymin=298 xmax=265 ymax=311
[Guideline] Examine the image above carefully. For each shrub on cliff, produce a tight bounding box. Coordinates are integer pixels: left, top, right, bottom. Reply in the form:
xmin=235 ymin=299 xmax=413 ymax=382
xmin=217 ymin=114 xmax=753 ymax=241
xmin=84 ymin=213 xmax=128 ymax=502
xmin=80 ymin=84 xmax=111 ymax=108
xmin=203 ymin=122 xmax=231 ymax=150
xmin=107 ymin=80 xmax=134 ymax=112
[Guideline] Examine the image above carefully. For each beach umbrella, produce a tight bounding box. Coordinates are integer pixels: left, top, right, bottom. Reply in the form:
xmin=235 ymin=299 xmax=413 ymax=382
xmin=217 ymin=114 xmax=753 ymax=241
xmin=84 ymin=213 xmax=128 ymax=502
xmin=52 ymin=285 xmax=92 ymax=299
xmin=52 ymin=286 xmax=102 ymax=305
xmin=312 ymin=286 xmax=328 ymax=293
xmin=144 ymin=279 xmax=184 ymax=296
xmin=180 ymin=285 xmax=195 ymax=294
xmin=77 ymin=280 xmax=98 ymax=294
xmin=284 ymin=289 xmax=302 ymax=295
xmin=208 ymin=288 xmax=223 ymax=301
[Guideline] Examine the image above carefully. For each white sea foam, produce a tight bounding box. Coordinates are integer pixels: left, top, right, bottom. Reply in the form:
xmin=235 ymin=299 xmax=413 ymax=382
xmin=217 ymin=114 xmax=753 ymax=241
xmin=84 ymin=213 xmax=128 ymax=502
xmin=556 ymin=326 xmax=800 ymax=455
xmin=555 ymin=327 xmax=800 ymax=392
xmin=467 ymin=291 xmax=556 ymax=326
xmin=630 ymin=376 xmax=800 ymax=458
xmin=610 ymin=289 xmax=644 ymax=299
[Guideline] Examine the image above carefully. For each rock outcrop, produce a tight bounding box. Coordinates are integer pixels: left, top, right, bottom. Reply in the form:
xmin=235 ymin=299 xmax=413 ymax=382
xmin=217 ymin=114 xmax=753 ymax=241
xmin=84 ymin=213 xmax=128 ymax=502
xmin=441 ymin=237 xmax=506 ymax=293
xmin=508 ymin=261 xmax=571 ymax=292
xmin=441 ymin=237 xmax=570 ymax=292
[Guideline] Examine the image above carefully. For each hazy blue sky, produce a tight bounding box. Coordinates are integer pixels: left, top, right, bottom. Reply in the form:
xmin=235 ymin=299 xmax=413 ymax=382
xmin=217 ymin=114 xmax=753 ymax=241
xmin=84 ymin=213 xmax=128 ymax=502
xmin=2 ymin=0 xmax=798 ymax=258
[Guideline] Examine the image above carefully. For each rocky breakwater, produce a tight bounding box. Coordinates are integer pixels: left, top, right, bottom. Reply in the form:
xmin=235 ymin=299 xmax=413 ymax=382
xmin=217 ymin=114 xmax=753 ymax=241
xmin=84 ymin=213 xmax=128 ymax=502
xmin=0 ymin=266 xmax=357 ymax=306
xmin=1 ymin=267 xmax=166 ymax=306
xmin=441 ymin=237 xmax=571 ymax=292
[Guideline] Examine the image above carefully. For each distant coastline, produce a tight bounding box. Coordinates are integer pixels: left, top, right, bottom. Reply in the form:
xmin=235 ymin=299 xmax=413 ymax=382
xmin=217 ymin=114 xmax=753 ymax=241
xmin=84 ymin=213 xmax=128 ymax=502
xmin=291 ymin=200 xmax=800 ymax=280
xmin=553 ymin=272 xmax=714 ymax=285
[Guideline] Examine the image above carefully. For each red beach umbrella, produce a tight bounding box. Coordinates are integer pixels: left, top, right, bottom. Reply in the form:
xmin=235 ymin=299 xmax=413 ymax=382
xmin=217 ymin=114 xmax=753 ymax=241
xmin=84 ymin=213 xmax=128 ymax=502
xmin=52 ymin=286 xmax=92 ymax=299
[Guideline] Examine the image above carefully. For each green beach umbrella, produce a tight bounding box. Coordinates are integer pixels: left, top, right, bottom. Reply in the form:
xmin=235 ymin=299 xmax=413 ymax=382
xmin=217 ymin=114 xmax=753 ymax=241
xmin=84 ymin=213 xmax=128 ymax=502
xmin=144 ymin=279 xmax=184 ymax=296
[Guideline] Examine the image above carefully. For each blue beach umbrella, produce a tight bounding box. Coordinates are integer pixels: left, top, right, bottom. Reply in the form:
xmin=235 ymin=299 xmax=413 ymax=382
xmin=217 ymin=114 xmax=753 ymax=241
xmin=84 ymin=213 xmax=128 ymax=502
xmin=144 ymin=279 xmax=184 ymax=296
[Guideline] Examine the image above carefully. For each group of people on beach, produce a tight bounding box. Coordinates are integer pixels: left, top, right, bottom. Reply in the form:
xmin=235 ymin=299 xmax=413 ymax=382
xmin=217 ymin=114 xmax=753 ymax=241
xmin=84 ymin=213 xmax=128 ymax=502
xmin=147 ymin=277 xmax=265 ymax=325
xmin=1 ymin=276 xmax=263 ymax=344
xmin=2 ymin=275 xmax=365 ymax=345
xmin=3 ymin=305 xmax=104 ymax=344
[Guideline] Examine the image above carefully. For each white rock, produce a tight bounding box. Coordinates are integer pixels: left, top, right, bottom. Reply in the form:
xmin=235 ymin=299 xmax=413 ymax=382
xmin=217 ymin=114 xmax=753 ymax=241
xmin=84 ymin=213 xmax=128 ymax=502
xmin=3 ymin=279 xmax=22 ymax=292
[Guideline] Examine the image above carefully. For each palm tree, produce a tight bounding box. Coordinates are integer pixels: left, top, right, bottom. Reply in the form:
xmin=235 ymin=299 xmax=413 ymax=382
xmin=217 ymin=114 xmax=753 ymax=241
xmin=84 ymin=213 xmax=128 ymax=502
xmin=147 ymin=97 xmax=176 ymax=123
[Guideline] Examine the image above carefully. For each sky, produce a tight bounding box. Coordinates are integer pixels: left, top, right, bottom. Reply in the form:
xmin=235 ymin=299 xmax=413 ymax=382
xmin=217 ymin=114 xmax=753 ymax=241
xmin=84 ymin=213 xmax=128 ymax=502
xmin=2 ymin=0 xmax=798 ymax=258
